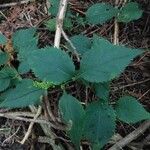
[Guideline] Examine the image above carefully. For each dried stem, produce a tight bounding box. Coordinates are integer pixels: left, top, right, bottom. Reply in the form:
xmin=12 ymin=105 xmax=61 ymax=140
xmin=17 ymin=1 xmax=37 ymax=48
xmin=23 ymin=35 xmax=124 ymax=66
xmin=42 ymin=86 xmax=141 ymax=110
xmin=113 ymin=0 xmax=120 ymax=45
xmin=54 ymin=0 xmax=68 ymax=48
xmin=108 ymin=121 xmax=150 ymax=150
xmin=20 ymin=106 xmax=42 ymax=144
xmin=61 ymin=29 xmax=80 ymax=62
xmin=0 ymin=0 xmax=35 ymax=8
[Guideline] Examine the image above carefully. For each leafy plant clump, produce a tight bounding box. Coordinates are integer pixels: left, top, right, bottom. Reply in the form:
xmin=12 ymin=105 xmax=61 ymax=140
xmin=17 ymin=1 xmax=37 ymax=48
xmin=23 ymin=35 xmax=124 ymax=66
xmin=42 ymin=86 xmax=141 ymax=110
xmin=0 ymin=1 xmax=149 ymax=149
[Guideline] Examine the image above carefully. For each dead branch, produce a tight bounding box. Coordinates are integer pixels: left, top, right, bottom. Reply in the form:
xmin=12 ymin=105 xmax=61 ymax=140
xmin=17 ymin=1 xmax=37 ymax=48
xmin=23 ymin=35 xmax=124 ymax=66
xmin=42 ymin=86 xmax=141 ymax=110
xmin=54 ymin=0 xmax=68 ymax=48
xmin=108 ymin=121 xmax=150 ymax=150
xmin=0 ymin=0 xmax=35 ymax=8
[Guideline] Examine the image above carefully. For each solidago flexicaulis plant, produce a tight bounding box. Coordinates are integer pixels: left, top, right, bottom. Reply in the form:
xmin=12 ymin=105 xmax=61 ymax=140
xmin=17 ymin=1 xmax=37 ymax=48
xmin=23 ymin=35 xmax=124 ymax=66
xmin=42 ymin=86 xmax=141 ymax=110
xmin=0 ymin=0 xmax=149 ymax=149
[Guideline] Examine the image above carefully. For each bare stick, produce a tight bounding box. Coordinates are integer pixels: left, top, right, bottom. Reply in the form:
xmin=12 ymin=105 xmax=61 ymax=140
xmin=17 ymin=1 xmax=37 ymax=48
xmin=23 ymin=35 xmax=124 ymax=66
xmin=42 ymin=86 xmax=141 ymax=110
xmin=0 ymin=0 xmax=35 ymax=8
xmin=2 ymin=126 xmax=20 ymax=146
xmin=0 ymin=111 xmax=35 ymax=117
xmin=113 ymin=0 xmax=119 ymax=45
xmin=43 ymin=94 xmax=56 ymax=122
xmin=29 ymin=106 xmax=62 ymax=149
xmin=61 ymin=29 xmax=80 ymax=62
xmin=0 ymin=111 xmax=65 ymax=130
xmin=113 ymin=20 xmax=119 ymax=45
xmin=20 ymin=106 xmax=42 ymax=144
xmin=108 ymin=121 xmax=150 ymax=150
xmin=112 ymin=78 xmax=150 ymax=92
xmin=54 ymin=0 xmax=68 ymax=48
xmin=0 ymin=111 xmax=48 ymax=125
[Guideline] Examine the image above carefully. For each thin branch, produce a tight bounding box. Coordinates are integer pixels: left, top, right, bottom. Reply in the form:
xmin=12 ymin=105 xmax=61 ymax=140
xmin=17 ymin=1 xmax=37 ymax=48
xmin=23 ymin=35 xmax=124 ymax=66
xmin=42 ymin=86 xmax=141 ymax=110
xmin=0 ymin=111 xmax=65 ymax=130
xmin=0 ymin=111 xmax=36 ymax=117
xmin=29 ymin=106 xmax=62 ymax=149
xmin=43 ymin=94 xmax=56 ymax=122
xmin=54 ymin=0 xmax=68 ymax=48
xmin=108 ymin=121 xmax=150 ymax=150
xmin=113 ymin=0 xmax=119 ymax=45
xmin=2 ymin=126 xmax=20 ymax=146
xmin=0 ymin=0 xmax=35 ymax=8
xmin=20 ymin=106 xmax=42 ymax=144
xmin=61 ymin=29 xmax=80 ymax=62
xmin=113 ymin=20 xmax=119 ymax=45
xmin=112 ymin=78 xmax=150 ymax=92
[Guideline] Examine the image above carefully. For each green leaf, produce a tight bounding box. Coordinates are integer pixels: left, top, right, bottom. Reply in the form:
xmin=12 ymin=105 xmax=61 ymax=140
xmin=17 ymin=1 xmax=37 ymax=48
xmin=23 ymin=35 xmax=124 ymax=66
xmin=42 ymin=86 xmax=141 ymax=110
xmin=18 ymin=50 xmax=31 ymax=74
xmin=91 ymin=35 xmax=112 ymax=49
xmin=0 ymin=66 xmax=19 ymax=92
xmin=48 ymin=0 xmax=60 ymax=16
xmin=94 ymin=82 xmax=109 ymax=101
xmin=18 ymin=61 xmax=30 ymax=74
xmin=0 ymin=33 xmax=7 ymax=45
xmin=45 ymin=18 xmax=73 ymax=31
xmin=0 ymin=52 xmax=9 ymax=66
xmin=70 ymin=35 xmax=91 ymax=55
xmin=12 ymin=28 xmax=38 ymax=74
xmin=83 ymin=101 xmax=116 ymax=149
xmin=12 ymin=28 xmax=38 ymax=52
xmin=74 ymin=16 xmax=86 ymax=27
xmin=59 ymin=93 xmax=85 ymax=148
xmin=48 ymin=0 xmax=72 ymax=17
xmin=0 ymin=77 xmax=10 ymax=92
xmin=0 ymin=79 xmax=44 ymax=108
xmin=117 ymin=2 xmax=143 ymax=23
xmin=86 ymin=3 xmax=118 ymax=25
xmin=115 ymin=96 xmax=150 ymax=123
xmin=45 ymin=18 xmax=56 ymax=31
xmin=79 ymin=37 xmax=142 ymax=83
xmin=28 ymin=47 xmax=75 ymax=85
xmin=63 ymin=18 xmax=73 ymax=30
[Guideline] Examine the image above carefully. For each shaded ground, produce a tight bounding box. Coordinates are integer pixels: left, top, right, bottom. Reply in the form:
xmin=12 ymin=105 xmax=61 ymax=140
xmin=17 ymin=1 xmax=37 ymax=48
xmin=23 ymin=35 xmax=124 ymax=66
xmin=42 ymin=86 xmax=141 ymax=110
xmin=0 ymin=0 xmax=150 ymax=149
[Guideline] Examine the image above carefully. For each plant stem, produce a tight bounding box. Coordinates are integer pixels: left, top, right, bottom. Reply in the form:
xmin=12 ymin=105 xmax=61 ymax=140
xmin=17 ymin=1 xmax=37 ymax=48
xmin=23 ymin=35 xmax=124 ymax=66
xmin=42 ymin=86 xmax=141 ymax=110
xmin=54 ymin=0 xmax=68 ymax=48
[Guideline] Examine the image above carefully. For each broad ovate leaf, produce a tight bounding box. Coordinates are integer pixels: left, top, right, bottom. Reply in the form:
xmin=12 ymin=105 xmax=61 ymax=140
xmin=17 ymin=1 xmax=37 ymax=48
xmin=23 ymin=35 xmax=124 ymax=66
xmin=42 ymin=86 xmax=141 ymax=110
xmin=117 ymin=2 xmax=143 ymax=23
xmin=48 ymin=0 xmax=71 ymax=17
xmin=115 ymin=96 xmax=150 ymax=123
xmin=28 ymin=47 xmax=75 ymax=85
xmin=0 ymin=76 xmax=10 ymax=92
xmin=12 ymin=28 xmax=38 ymax=74
xmin=94 ymin=82 xmax=110 ymax=101
xmin=0 ymin=52 xmax=9 ymax=66
xmin=59 ymin=93 xmax=85 ymax=148
xmin=70 ymin=35 xmax=91 ymax=55
xmin=0 ymin=33 xmax=7 ymax=45
xmin=79 ymin=37 xmax=142 ymax=83
xmin=86 ymin=3 xmax=118 ymax=25
xmin=83 ymin=101 xmax=116 ymax=149
xmin=48 ymin=0 xmax=60 ymax=16
xmin=18 ymin=61 xmax=31 ymax=74
xmin=12 ymin=28 xmax=38 ymax=52
xmin=0 ymin=79 xmax=44 ymax=108
xmin=18 ymin=50 xmax=32 ymax=74
xmin=45 ymin=18 xmax=73 ymax=31
xmin=0 ymin=66 xmax=19 ymax=92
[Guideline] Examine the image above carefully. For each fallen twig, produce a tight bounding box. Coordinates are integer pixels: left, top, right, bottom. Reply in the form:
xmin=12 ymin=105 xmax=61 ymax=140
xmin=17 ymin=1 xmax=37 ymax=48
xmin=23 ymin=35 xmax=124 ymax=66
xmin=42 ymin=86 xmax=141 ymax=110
xmin=0 ymin=0 xmax=35 ymax=8
xmin=29 ymin=106 xmax=62 ymax=149
xmin=108 ymin=121 xmax=150 ymax=150
xmin=112 ymin=78 xmax=150 ymax=92
xmin=113 ymin=0 xmax=119 ymax=45
xmin=61 ymin=29 xmax=80 ymax=62
xmin=0 ymin=111 xmax=65 ymax=130
xmin=20 ymin=106 xmax=42 ymax=144
xmin=2 ymin=126 xmax=20 ymax=146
